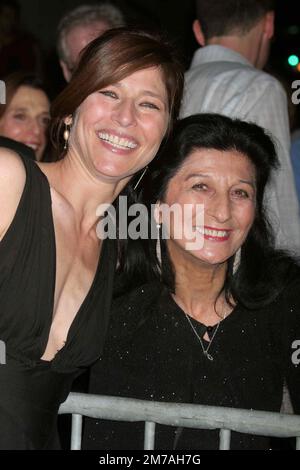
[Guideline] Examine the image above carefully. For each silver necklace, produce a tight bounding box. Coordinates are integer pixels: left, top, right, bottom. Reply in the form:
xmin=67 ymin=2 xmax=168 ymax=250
xmin=184 ymin=312 xmax=226 ymax=361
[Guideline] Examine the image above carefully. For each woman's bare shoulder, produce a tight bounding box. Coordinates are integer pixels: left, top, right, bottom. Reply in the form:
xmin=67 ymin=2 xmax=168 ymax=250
xmin=0 ymin=144 xmax=26 ymax=166
xmin=0 ymin=147 xmax=26 ymax=240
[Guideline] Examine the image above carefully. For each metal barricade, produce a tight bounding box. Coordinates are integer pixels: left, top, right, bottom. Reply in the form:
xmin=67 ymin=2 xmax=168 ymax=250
xmin=59 ymin=392 xmax=300 ymax=450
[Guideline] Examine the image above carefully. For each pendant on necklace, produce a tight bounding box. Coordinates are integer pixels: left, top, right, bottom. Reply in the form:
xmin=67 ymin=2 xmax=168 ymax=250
xmin=204 ymin=351 xmax=214 ymax=361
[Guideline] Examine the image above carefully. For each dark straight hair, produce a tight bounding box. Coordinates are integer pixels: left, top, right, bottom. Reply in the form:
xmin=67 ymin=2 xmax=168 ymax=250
xmin=118 ymin=113 xmax=299 ymax=308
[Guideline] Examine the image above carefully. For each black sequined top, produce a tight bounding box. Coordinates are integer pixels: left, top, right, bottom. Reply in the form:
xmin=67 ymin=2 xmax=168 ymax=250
xmin=85 ymin=277 xmax=300 ymax=450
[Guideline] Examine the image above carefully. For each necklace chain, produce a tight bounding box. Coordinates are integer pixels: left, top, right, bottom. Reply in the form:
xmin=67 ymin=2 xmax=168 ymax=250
xmin=184 ymin=312 xmax=226 ymax=361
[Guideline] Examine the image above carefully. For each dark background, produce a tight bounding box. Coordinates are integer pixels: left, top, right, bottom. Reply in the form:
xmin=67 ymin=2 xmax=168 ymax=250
xmin=6 ymin=0 xmax=300 ymax=126
xmin=16 ymin=0 xmax=299 ymax=75
xmin=18 ymin=0 xmax=196 ymax=51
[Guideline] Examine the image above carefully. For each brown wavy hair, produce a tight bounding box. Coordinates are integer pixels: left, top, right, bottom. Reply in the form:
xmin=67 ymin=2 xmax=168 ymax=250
xmin=50 ymin=27 xmax=184 ymax=156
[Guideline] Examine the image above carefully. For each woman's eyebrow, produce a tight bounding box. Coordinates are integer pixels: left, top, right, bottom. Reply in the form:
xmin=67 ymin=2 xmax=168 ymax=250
xmin=112 ymin=83 xmax=166 ymax=101
xmin=239 ymin=179 xmax=256 ymax=189
xmin=184 ymin=173 xmax=210 ymax=181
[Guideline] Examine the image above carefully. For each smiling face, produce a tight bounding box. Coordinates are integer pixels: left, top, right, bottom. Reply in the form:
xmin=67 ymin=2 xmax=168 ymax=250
xmin=67 ymin=66 xmax=169 ymax=182
xmin=161 ymin=148 xmax=256 ymax=268
xmin=0 ymin=85 xmax=50 ymax=160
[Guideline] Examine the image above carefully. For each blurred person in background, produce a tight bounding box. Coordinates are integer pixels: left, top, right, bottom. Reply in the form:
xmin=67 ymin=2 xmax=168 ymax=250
xmin=181 ymin=0 xmax=300 ymax=254
xmin=0 ymin=72 xmax=50 ymax=161
xmin=57 ymin=2 xmax=125 ymax=82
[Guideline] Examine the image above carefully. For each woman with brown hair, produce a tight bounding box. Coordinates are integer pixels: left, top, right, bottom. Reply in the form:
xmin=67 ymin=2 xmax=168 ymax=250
xmin=0 ymin=27 xmax=184 ymax=449
xmin=0 ymin=72 xmax=50 ymax=161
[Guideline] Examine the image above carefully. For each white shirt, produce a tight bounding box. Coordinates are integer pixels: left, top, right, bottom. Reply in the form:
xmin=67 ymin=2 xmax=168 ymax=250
xmin=181 ymin=45 xmax=300 ymax=254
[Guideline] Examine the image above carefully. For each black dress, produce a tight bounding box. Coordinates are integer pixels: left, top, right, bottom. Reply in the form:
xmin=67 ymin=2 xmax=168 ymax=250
xmin=0 ymin=137 xmax=36 ymax=160
xmin=84 ymin=277 xmax=300 ymax=450
xmin=0 ymin=150 xmax=117 ymax=449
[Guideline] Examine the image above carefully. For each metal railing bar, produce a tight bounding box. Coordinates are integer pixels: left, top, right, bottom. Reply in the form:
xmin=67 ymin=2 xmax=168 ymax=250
xmin=219 ymin=429 xmax=231 ymax=450
xmin=70 ymin=413 xmax=83 ymax=450
xmin=144 ymin=422 xmax=156 ymax=450
xmin=59 ymin=393 xmax=300 ymax=439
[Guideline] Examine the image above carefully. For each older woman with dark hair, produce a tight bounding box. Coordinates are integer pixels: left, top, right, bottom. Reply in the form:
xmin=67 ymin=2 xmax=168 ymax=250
xmin=84 ymin=113 xmax=300 ymax=450
xmin=0 ymin=27 xmax=184 ymax=449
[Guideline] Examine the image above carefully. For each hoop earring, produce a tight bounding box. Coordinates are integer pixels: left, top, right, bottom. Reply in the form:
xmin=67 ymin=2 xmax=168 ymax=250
xmin=63 ymin=124 xmax=70 ymax=150
xmin=233 ymin=247 xmax=241 ymax=275
xmin=133 ymin=166 xmax=148 ymax=191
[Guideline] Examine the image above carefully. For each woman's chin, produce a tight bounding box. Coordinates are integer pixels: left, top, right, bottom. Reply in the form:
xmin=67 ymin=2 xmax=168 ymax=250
xmin=92 ymin=165 xmax=132 ymax=184
xmin=191 ymin=250 xmax=229 ymax=267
